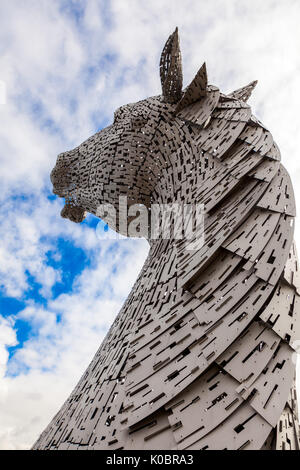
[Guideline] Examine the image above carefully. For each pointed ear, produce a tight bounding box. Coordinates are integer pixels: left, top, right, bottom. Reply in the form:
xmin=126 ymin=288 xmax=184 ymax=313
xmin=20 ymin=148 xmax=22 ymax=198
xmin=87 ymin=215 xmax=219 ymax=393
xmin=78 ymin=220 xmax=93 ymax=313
xmin=175 ymin=62 xmax=208 ymax=113
xmin=228 ymin=80 xmax=258 ymax=102
xmin=160 ymin=27 xmax=183 ymax=104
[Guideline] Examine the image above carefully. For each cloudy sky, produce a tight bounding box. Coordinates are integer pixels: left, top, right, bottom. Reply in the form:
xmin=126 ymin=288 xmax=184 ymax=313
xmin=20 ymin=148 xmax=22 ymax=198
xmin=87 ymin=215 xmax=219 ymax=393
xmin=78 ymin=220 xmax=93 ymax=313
xmin=0 ymin=0 xmax=300 ymax=450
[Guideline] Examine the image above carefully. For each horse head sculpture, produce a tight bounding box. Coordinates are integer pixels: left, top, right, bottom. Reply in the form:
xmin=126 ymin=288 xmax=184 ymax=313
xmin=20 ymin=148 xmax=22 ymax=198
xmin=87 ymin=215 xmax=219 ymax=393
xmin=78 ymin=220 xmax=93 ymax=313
xmin=50 ymin=28 xmax=253 ymax=232
xmin=34 ymin=29 xmax=300 ymax=451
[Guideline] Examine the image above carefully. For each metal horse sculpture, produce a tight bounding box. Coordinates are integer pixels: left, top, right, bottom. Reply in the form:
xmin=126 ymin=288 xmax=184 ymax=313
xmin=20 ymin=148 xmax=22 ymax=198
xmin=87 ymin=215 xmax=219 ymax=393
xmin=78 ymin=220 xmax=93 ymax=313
xmin=34 ymin=29 xmax=300 ymax=450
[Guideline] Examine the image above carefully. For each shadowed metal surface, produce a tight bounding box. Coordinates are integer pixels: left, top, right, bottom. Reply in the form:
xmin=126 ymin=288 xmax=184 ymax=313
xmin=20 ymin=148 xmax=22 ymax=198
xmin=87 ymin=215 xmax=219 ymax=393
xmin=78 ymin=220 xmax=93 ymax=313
xmin=33 ymin=29 xmax=300 ymax=451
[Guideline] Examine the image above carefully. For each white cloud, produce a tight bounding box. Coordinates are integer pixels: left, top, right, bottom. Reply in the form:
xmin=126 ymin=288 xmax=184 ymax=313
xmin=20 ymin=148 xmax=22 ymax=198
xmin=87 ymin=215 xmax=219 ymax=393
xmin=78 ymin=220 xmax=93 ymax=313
xmin=0 ymin=236 xmax=148 ymax=449
xmin=0 ymin=316 xmax=17 ymax=380
xmin=0 ymin=195 xmax=100 ymax=298
xmin=0 ymin=0 xmax=300 ymax=450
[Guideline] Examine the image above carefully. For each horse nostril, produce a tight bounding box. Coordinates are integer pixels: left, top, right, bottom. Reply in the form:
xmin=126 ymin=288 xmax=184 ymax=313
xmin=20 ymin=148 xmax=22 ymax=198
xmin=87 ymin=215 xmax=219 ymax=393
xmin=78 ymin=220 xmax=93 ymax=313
xmin=50 ymin=166 xmax=59 ymax=186
xmin=50 ymin=153 xmax=70 ymax=194
xmin=51 ymin=148 xmax=79 ymax=197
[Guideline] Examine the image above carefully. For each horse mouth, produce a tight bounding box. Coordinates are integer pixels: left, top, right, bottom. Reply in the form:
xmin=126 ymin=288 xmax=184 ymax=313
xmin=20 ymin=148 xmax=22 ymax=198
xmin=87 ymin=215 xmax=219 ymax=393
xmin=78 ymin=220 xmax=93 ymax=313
xmin=52 ymin=186 xmax=67 ymax=198
xmin=60 ymin=202 xmax=86 ymax=223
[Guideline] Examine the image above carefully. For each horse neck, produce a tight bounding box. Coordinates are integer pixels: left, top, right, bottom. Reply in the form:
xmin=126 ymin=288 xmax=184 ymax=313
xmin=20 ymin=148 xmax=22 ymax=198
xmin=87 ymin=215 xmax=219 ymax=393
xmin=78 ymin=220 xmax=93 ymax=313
xmin=132 ymin=137 xmax=204 ymax=302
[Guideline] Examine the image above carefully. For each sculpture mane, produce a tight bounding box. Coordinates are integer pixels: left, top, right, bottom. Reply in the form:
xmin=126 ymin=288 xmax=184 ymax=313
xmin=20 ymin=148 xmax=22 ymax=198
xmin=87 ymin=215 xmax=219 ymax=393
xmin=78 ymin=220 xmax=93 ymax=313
xmin=34 ymin=29 xmax=300 ymax=450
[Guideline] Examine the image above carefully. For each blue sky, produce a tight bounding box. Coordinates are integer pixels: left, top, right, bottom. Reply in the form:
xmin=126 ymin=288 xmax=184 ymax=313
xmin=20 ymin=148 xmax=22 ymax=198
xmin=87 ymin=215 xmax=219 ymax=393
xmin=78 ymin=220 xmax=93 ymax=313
xmin=0 ymin=0 xmax=300 ymax=450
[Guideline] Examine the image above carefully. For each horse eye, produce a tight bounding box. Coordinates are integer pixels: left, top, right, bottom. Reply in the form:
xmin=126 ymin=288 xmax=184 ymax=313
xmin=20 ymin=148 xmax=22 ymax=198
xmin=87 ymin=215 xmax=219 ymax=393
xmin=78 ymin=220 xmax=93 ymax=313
xmin=113 ymin=111 xmax=119 ymax=124
xmin=131 ymin=116 xmax=147 ymax=130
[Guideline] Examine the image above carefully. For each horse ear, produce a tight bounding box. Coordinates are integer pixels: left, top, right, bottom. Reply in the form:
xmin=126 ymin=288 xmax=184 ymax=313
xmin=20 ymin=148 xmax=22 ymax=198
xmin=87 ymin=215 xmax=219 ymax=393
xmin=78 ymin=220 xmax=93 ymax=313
xmin=228 ymin=80 xmax=258 ymax=102
xmin=160 ymin=27 xmax=183 ymax=104
xmin=175 ymin=62 xmax=208 ymax=113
